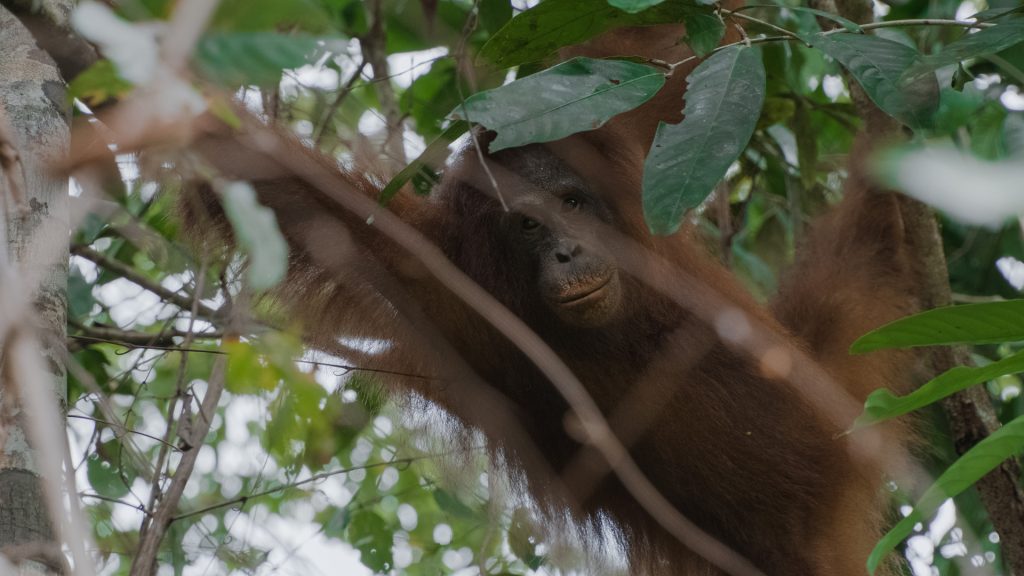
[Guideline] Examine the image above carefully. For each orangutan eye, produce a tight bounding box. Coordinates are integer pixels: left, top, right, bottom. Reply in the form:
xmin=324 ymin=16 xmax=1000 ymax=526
xmin=521 ymin=217 xmax=540 ymax=231
xmin=562 ymin=195 xmax=582 ymax=210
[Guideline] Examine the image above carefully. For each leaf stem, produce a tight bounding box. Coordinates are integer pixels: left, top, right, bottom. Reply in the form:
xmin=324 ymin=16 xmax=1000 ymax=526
xmin=668 ymin=17 xmax=998 ymax=70
xmin=722 ymin=9 xmax=805 ymax=43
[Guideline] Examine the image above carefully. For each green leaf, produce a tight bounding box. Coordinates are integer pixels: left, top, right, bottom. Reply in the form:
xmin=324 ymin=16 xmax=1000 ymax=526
xmin=68 ymin=60 xmax=133 ymax=106
xmin=451 ymin=57 xmax=665 ymax=152
xmin=478 ymin=0 xmax=512 ymax=35
xmin=642 ymin=45 xmax=765 ymax=235
xmin=855 ymin=349 xmax=1024 ymax=428
xmin=509 ymin=507 xmax=545 ymax=569
xmin=87 ymin=454 xmax=129 ymax=499
xmin=851 ymin=300 xmax=1024 ymax=353
xmin=220 ymin=181 xmax=288 ymax=291
xmin=400 ymin=60 xmax=464 ymax=138
xmin=380 ymin=121 xmax=468 ymax=204
xmin=608 ymin=0 xmax=666 ymax=14
xmin=804 ymin=32 xmax=938 ymax=130
xmin=69 ymin=268 xmax=96 ymax=319
xmin=346 ymin=511 xmax=393 ymax=572
xmin=195 ymin=32 xmax=322 ymax=87
xmin=970 ymin=6 xmax=1024 ymax=23
xmin=479 ymin=0 xmax=703 ymax=68
xmin=917 ymin=21 xmax=1024 ymax=72
xmin=433 ymin=489 xmax=479 ymax=519
xmin=681 ymin=6 xmax=724 ymax=57
xmin=783 ymin=6 xmax=862 ymax=33
xmin=211 ymin=0 xmax=331 ymax=32
xmin=868 ymin=414 xmax=1024 ymax=574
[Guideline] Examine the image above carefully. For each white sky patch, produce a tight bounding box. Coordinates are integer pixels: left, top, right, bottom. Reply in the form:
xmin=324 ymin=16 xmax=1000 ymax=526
xmin=878 ymin=146 xmax=1024 ymax=229
xmin=956 ymin=0 xmax=985 ymax=21
xmin=357 ymin=109 xmax=388 ymax=136
xmin=1001 ymin=86 xmax=1024 ymax=111
xmin=997 ymin=256 xmax=1024 ymax=290
xmin=974 ymin=74 xmax=1002 ymax=91
xmin=387 ymin=47 xmax=450 ymax=89
xmin=822 ymin=74 xmax=848 ymax=101
xmin=71 ymin=1 xmax=206 ymax=120
xmin=873 ymin=0 xmax=891 ymax=17
xmin=71 ymin=2 xmax=160 ymax=85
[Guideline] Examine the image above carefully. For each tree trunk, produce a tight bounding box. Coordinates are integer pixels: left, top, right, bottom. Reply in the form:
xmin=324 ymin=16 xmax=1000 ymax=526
xmin=0 ymin=4 xmax=70 ymax=574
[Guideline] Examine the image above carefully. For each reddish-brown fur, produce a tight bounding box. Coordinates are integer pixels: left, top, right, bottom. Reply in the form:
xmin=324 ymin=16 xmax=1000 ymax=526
xmin=185 ymin=21 xmax=921 ymax=576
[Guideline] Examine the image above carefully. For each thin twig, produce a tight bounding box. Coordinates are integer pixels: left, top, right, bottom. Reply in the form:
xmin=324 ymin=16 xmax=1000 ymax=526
xmin=71 ymin=320 xmax=222 ymax=347
xmin=68 ymin=414 xmax=182 ymax=450
xmin=170 ymin=454 xmax=442 ymax=522
xmin=72 ymin=244 xmax=222 ymax=319
xmin=314 ymin=59 xmax=368 ymax=146
xmin=667 ymin=17 xmax=997 ymax=70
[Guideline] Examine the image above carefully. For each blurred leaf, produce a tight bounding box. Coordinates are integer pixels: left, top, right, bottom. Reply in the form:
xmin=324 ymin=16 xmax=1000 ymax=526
xmin=69 ymin=268 xmax=96 ymax=319
xmin=855 ymin=349 xmax=1024 ymax=428
xmin=852 ymin=300 xmax=1024 ymax=353
xmin=804 ymin=32 xmax=938 ymax=130
xmin=208 ymin=94 xmax=243 ymax=130
xmin=608 ymin=0 xmax=666 ymax=14
xmin=792 ymin=100 xmax=817 ymax=190
xmin=68 ymin=60 xmax=133 ymax=106
xmin=479 ymin=0 xmax=706 ymax=67
xmin=87 ymin=453 xmax=129 ymax=499
xmin=873 ymin=146 xmax=1024 ymax=229
xmin=226 ymin=341 xmax=281 ymax=394
xmin=681 ymin=6 xmax=724 ymax=58
xmin=868 ymin=414 xmax=1024 ymax=574
xmin=970 ymin=6 xmax=1024 ymax=23
xmin=917 ymin=20 xmax=1024 ymax=72
xmin=211 ymin=0 xmax=331 ymax=32
xmin=220 ymin=181 xmax=288 ymax=291
xmin=195 ymin=32 xmax=323 ymax=87
xmin=451 ymin=57 xmax=664 ymax=152
xmin=347 ymin=511 xmax=393 ymax=572
xmin=479 ymin=0 xmax=513 ymax=34
xmin=400 ymin=59 xmax=463 ymax=138
xmin=509 ymin=507 xmax=544 ymax=570
xmin=433 ymin=489 xmax=479 ymax=519
xmin=642 ymin=45 xmax=765 ymax=235
xmin=783 ymin=6 xmax=862 ymax=32
xmin=757 ymin=97 xmax=796 ymax=128
xmin=970 ymin=104 xmax=1008 ymax=160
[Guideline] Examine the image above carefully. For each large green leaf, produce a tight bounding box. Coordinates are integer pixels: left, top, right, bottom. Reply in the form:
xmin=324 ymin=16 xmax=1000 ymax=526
xmin=916 ymin=20 xmax=1024 ymax=71
xmin=680 ymin=6 xmax=724 ymax=58
xmin=195 ymin=32 xmax=323 ymax=87
xmin=854 ymin=349 xmax=1024 ymax=428
xmin=804 ymin=32 xmax=938 ymax=130
xmin=868 ymin=414 xmax=1024 ymax=574
xmin=478 ymin=0 xmax=512 ymax=34
xmin=479 ymin=0 xmax=702 ymax=68
xmin=851 ymin=300 xmax=1024 ymax=353
xmin=642 ymin=45 xmax=765 ymax=235
xmin=450 ymin=57 xmax=665 ymax=152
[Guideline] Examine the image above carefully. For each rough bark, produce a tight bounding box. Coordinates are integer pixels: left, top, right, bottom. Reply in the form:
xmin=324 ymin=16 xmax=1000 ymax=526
xmin=0 ymin=4 xmax=70 ymax=574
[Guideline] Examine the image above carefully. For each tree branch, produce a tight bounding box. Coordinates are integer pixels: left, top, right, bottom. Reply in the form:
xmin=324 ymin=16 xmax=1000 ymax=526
xmin=360 ymin=0 xmax=407 ymax=167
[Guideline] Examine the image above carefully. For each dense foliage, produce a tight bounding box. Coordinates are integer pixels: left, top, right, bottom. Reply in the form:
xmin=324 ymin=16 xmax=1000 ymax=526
xmin=60 ymin=0 xmax=1024 ymax=574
